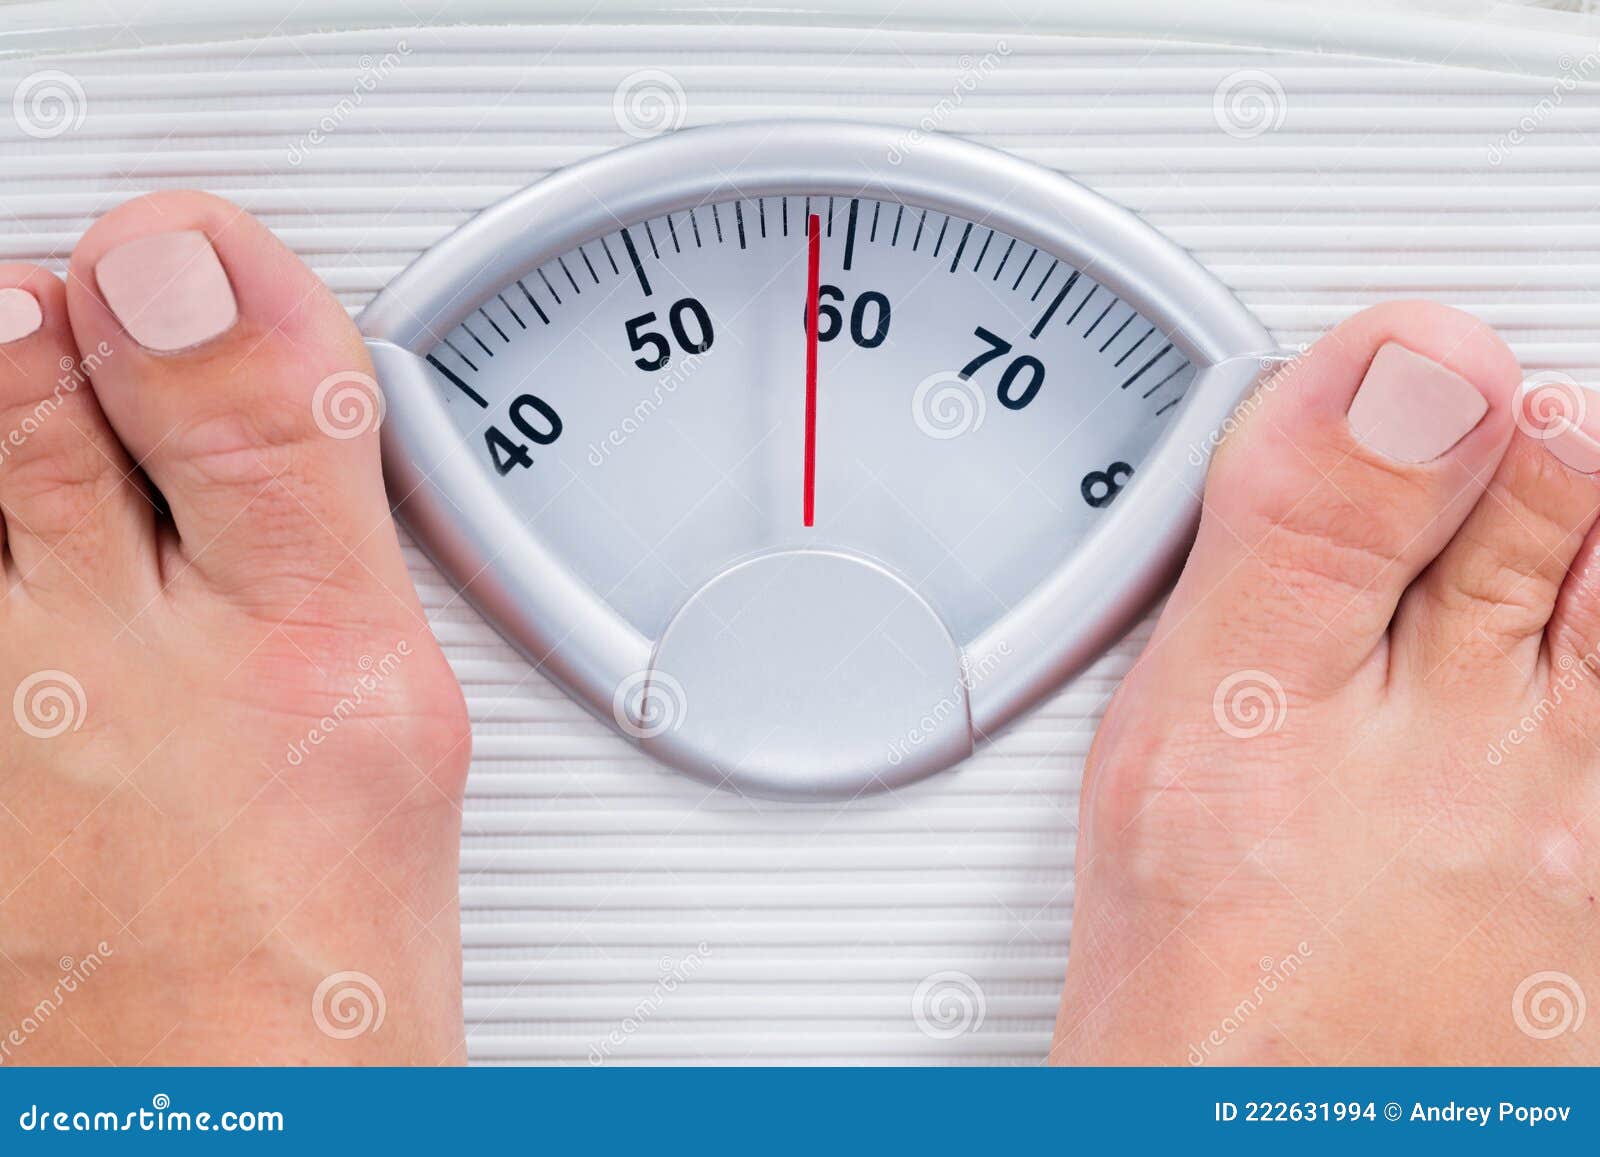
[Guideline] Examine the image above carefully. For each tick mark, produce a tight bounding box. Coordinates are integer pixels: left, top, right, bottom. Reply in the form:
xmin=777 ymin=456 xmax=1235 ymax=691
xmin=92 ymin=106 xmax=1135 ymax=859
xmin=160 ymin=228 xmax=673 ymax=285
xmin=1084 ymin=297 xmax=1118 ymax=338
xmin=462 ymin=321 xmax=493 ymax=357
xmin=948 ymin=221 xmax=972 ymax=272
xmin=972 ymin=228 xmax=994 ymax=273
xmin=1030 ymin=271 xmax=1080 ymax=339
xmin=993 ymin=238 xmax=1016 ymax=280
xmin=558 ymin=257 xmax=581 ymax=295
xmin=1140 ymin=359 xmax=1188 ymax=399
xmin=1031 ymin=258 xmax=1060 ymax=302
xmin=537 ymin=268 xmax=562 ymax=306
xmin=1115 ymin=325 xmax=1156 ymax=367
xmin=620 ymin=229 xmax=652 ymax=296
xmin=1011 ymin=248 xmax=1038 ymax=292
xmin=478 ymin=307 xmax=508 ymax=343
xmin=843 ymin=198 xmax=859 ymax=271
xmin=1066 ymin=284 xmax=1098 ymax=326
xmin=440 ymin=337 xmax=477 ymax=373
xmin=497 ymin=292 xmax=525 ymax=329
xmin=426 ymin=353 xmax=488 ymax=408
xmin=515 ymin=280 xmax=550 ymax=325
xmin=577 ymin=247 xmax=600 ymax=284
xmin=1099 ymin=314 xmax=1134 ymax=353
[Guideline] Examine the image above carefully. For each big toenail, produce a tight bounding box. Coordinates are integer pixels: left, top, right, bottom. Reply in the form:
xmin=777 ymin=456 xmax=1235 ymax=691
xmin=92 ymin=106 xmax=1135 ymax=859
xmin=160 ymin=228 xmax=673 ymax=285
xmin=1346 ymin=342 xmax=1487 ymax=463
xmin=0 ymin=288 xmax=43 ymax=344
xmin=94 ymin=230 xmax=238 ymax=353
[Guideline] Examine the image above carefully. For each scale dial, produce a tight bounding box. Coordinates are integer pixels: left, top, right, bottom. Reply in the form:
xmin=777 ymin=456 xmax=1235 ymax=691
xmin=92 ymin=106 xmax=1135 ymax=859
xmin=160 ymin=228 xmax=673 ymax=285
xmin=361 ymin=122 xmax=1277 ymax=798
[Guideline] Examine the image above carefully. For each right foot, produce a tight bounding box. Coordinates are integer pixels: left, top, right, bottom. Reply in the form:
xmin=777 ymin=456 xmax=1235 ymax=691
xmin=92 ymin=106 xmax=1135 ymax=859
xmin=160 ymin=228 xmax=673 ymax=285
xmin=1057 ymin=301 xmax=1600 ymax=1065
xmin=0 ymin=192 xmax=470 ymax=1064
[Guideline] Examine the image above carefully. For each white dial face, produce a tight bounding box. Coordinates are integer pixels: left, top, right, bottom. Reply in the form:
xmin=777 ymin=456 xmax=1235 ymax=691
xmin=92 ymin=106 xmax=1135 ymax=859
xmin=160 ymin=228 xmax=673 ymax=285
xmin=422 ymin=195 xmax=1195 ymax=646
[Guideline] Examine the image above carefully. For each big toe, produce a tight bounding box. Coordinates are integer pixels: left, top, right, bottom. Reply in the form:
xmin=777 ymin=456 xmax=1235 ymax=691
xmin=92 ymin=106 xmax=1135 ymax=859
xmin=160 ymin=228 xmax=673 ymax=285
xmin=1148 ymin=301 xmax=1521 ymax=702
xmin=64 ymin=191 xmax=414 ymax=616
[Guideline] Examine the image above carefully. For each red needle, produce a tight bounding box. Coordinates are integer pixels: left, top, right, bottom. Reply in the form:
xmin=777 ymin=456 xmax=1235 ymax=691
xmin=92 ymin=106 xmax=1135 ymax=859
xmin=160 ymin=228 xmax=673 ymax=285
xmin=803 ymin=212 xmax=820 ymax=528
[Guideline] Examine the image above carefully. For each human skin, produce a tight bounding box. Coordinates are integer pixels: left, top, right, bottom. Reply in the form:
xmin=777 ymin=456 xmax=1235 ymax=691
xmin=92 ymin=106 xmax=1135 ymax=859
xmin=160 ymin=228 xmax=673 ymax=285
xmin=1055 ymin=302 xmax=1599 ymax=1065
xmin=0 ymin=192 xmax=469 ymax=1064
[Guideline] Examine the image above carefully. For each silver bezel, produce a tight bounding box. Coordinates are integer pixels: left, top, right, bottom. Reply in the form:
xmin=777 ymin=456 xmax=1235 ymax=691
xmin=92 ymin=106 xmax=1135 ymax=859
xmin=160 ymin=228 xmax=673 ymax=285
xmin=359 ymin=120 xmax=1278 ymax=792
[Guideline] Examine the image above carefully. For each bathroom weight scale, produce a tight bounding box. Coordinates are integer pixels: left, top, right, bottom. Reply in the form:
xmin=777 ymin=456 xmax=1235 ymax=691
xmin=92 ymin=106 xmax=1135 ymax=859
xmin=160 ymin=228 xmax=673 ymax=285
xmin=359 ymin=121 xmax=1279 ymax=798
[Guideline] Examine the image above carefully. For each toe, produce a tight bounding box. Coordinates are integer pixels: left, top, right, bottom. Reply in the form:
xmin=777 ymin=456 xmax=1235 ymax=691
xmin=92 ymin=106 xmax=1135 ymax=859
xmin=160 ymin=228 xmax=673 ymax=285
xmin=1155 ymin=301 xmax=1520 ymax=695
xmin=0 ymin=264 xmax=155 ymax=603
xmin=63 ymin=192 xmax=409 ymax=611
xmin=1532 ymin=385 xmax=1600 ymax=668
xmin=1395 ymin=371 xmax=1600 ymax=688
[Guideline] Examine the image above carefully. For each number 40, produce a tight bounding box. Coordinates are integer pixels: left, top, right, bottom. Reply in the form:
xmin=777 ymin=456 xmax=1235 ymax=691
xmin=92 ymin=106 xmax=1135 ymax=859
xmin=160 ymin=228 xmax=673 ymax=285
xmin=484 ymin=394 xmax=563 ymax=475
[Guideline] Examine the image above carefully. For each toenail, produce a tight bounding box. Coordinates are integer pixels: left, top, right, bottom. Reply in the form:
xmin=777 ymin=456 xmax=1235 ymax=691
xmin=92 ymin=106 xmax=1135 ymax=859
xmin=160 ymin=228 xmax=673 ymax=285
xmin=0 ymin=288 xmax=43 ymax=344
xmin=1545 ymin=421 xmax=1600 ymax=474
xmin=1522 ymin=374 xmax=1600 ymax=474
xmin=1346 ymin=342 xmax=1487 ymax=463
xmin=94 ymin=230 xmax=238 ymax=353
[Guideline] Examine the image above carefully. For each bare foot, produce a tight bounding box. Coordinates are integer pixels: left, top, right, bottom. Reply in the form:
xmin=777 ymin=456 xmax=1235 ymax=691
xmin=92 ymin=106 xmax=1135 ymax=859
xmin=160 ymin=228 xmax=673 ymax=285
xmin=1056 ymin=302 xmax=1600 ymax=1065
xmin=0 ymin=192 xmax=469 ymax=1064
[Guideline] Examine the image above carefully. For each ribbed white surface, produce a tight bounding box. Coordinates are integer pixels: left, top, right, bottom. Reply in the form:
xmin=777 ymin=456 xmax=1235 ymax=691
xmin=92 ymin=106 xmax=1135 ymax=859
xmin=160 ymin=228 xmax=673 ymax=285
xmin=1 ymin=19 xmax=1595 ymax=1064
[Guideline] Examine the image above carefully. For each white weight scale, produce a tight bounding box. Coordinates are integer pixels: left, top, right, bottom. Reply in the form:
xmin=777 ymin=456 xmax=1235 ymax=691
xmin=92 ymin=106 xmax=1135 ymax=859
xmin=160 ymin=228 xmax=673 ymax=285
xmin=6 ymin=0 xmax=1590 ymax=1065
xmin=359 ymin=121 xmax=1278 ymax=798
